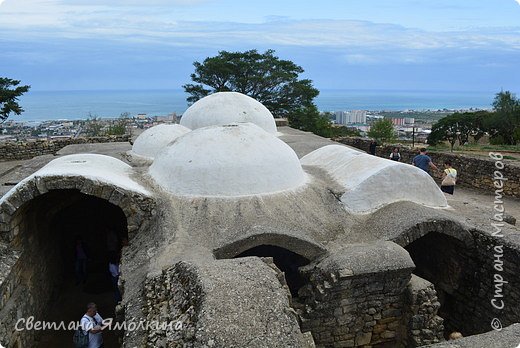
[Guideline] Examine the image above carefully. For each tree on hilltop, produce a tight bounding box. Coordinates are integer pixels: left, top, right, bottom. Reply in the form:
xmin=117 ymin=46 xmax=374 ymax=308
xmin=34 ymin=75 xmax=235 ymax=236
xmin=0 ymin=77 xmax=31 ymax=123
xmin=183 ymin=49 xmax=319 ymax=118
xmin=489 ymin=90 xmax=520 ymax=145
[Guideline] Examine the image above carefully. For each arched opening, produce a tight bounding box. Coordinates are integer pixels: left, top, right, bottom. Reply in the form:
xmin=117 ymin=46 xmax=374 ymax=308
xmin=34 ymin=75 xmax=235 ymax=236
xmin=405 ymin=232 xmax=479 ymax=337
xmin=9 ymin=189 xmax=127 ymax=347
xmin=234 ymin=245 xmax=310 ymax=298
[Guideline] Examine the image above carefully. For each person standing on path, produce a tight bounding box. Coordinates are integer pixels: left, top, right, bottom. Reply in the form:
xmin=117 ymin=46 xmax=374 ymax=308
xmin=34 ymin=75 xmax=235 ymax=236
xmin=369 ymin=140 xmax=377 ymax=156
xmin=412 ymin=148 xmax=438 ymax=174
xmin=441 ymin=160 xmax=457 ymax=195
xmin=389 ymin=147 xmax=401 ymax=161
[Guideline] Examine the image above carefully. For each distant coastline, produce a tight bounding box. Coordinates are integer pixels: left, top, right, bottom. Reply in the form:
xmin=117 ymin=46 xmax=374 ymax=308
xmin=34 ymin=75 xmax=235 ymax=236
xmin=10 ymin=89 xmax=495 ymax=123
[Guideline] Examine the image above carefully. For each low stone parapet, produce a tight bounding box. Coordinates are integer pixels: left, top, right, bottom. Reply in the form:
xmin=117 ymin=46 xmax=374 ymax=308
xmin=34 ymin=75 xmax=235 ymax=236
xmin=0 ymin=135 xmax=130 ymax=161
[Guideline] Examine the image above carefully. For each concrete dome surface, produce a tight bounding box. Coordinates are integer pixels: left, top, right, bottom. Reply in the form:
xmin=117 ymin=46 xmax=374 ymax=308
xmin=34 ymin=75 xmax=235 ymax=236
xmin=179 ymin=92 xmax=277 ymax=134
xmin=31 ymin=153 xmax=149 ymax=194
xmin=301 ymin=145 xmax=448 ymax=213
xmin=149 ymin=123 xmax=306 ymax=196
xmin=131 ymin=124 xmax=191 ymax=159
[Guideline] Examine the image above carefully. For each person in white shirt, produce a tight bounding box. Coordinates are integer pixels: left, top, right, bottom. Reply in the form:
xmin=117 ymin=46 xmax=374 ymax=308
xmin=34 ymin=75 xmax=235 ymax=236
xmin=80 ymin=302 xmax=104 ymax=348
xmin=389 ymin=147 xmax=401 ymax=161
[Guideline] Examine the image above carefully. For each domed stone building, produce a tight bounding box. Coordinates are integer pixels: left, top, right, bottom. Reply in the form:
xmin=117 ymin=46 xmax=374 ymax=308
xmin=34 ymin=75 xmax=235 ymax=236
xmin=0 ymin=92 xmax=519 ymax=347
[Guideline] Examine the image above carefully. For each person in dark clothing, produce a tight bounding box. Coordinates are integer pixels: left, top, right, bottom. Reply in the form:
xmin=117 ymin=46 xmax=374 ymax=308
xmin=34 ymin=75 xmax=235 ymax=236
xmin=389 ymin=147 xmax=401 ymax=161
xmin=74 ymin=236 xmax=89 ymax=285
xmin=108 ymin=255 xmax=122 ymax=303
xmin=412 ymin=148 xmax=438 ymax=174
xmin=369 ymin=140 xmax=377 ymax=155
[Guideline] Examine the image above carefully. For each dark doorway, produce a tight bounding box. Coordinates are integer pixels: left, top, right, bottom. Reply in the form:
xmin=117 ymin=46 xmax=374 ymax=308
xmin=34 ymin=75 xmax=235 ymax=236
xmin=405 ymin=232 xmax=477 ymax=337
xmin=12 ymin=190 xmax=127 ymax=348
xmin=235 ymin=245 xmax=310 ymax=298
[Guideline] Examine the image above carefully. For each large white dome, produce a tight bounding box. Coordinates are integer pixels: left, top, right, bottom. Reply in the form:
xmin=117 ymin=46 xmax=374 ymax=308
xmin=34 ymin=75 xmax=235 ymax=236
xmin=180 ymin=92 xmax=277 ymax=134
xmin=149 ymin=123 xmax=306 ymax=196
xmin=131 ymin=124 xmax=191 ymax=160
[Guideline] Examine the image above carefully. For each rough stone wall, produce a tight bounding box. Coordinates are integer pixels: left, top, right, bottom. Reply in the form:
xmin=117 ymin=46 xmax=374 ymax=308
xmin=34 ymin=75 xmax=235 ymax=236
xmin=0 ymin=245 xmax=27 ymax=348
xmin=0 ymin=193 xmax=65 ymax=348
xmin=142 ymin=262 xmax=201 ymax=347
xmin=298 ymin=242 xmax=415 ymax=347
xmin=401 ymin=227 xmax=520 ymax=338
xmin=402 ymin=274 xmax=444 ymax=347
xmin=334 ymin=137 xmax=520 ymax=198
xmin=300 ymin=269 xmax=412 ymax=347
xmin=141 ymin=257 xmax=312 ymax=348
xmin=0 ymin=135 xmax=130 ymax=162
xmin=0 ymin=183 xmax=154 ymax=348
xmin=462 ymin=229 xmax=520 ymax=335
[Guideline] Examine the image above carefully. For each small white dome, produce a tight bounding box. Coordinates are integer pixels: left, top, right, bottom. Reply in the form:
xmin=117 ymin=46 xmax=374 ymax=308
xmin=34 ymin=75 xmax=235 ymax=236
xmin=131 ymin=124 xmax=191 ymax=160
xmin=149 ymin=123 xmax=306 ymax=196
xmin=180 ymin=92 xmax=277 ymax=134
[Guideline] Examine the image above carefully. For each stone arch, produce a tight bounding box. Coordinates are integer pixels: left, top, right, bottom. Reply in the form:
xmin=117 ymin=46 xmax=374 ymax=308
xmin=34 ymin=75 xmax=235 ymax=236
xmin=214 ymin=233 xmax=326 ymax=300
xmin=213 ymin=232 xmax=326 ymax=261
xmin=0 ymin=176 xmax=155 ymax=347
xmin=397 ymin=221 xmax=485 ymax=337
xmin=392 ymin=219 xmax=474 ymax=249
xmin=0 ymin=175 xmax=155 ymax=244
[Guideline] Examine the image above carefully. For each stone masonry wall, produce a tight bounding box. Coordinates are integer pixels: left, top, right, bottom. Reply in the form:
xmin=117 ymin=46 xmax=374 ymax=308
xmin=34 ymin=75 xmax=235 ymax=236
xmin=0 ymin=193 xmax=65 ymax=348
xmin=402 ymin=274 xmax=444 ymax=347
xmin=335 ymin=137 xmax=520 ymax=198
xmin=142 ymin=262 xmax=201 ymax=347
xmin=299 ymin=269 xmax=412 ymax=347
xmin=401 ymin=225 xmax=520 ymax=338
xmin=0 ymin=135 xmax=130 ymax=161
xmin=140 ymin=258 xmax=312 ymax=348
xmin=298 ymin=242 xmax=416 ymax=347
xmin=463 ymin=229 xmax=520 ymax=335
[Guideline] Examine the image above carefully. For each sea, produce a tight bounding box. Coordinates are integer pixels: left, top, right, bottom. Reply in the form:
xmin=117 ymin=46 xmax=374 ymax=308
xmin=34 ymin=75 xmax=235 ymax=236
xmin=9 ymin=89 xmax=495 ymax=123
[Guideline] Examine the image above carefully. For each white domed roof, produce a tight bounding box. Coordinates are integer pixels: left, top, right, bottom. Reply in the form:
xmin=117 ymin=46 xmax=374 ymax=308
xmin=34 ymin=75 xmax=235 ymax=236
xmin=180 ymin=92 xmax=277 ymax=134
xmin=131 ymin=124 xmax=191 ymax=160
xmin=149 ymin=123 xmax=305 ymax=196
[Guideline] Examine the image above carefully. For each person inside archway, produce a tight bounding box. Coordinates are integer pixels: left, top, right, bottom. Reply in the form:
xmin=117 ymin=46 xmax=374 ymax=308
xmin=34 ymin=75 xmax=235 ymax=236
xmin=108 ymin=254 xmax=122 ymax=303
xmin=80 ymin=302 xmax=105 ymax=348
xmin=74 ymin=236 xmax=89 ymax=285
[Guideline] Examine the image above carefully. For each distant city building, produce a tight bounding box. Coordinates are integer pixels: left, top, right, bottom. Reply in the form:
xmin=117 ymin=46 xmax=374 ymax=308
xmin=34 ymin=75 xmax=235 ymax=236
xmin=391 ymin=118 xmax=405 ymax=126
xmin=391 ymin=118 xmax=415 ymax=126
xmin=334 ymin=110 xmax=367 ymax=125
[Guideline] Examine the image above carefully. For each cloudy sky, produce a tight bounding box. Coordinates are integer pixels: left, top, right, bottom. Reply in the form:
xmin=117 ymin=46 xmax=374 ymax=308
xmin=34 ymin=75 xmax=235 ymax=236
xmin=1 ymin=0 xmax=519 ymax=92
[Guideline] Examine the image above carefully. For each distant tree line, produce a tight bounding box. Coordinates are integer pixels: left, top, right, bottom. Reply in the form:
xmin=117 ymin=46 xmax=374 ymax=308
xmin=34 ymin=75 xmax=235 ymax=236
xmin=428 ymin=91 xmax=520 ymax=150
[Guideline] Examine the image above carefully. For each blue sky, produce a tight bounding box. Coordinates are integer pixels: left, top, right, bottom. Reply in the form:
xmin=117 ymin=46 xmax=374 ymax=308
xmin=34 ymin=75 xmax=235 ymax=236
xmin=0 ymin=0 xmax=519 ymax=92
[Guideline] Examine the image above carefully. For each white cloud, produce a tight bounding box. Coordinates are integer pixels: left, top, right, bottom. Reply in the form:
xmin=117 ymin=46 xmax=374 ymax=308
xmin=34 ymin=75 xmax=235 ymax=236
xmin=516 ymin=0 xmax=520 ymax=5
xmin=0 ymin=0 xmax=519 ymax=61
